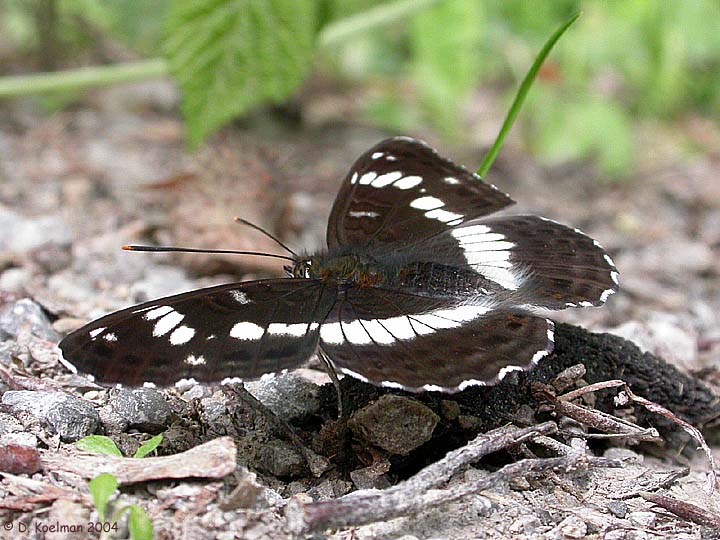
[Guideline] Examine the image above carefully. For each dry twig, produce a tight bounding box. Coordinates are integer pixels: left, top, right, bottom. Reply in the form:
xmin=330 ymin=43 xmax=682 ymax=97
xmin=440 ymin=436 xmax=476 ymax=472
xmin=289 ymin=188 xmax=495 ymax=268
xmin=40 ymin=436 xmax=237 ymax=484
xmin=556 ymin=379 xmax=718 ymax=493
xmin=286 ymin=421 xmax=622 ymax=534
xmin=640 ymin=491 xmax=720 ymax=528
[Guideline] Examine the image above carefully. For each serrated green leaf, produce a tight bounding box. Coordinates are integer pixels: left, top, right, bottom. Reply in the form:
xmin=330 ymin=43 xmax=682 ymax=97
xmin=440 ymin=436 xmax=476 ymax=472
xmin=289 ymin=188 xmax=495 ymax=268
xmin=75 ymin=435 xmax=123 ymax=457
xmin=128 ymin=506 xmax=154 ymax=540
xmin=133 ymin=434 xmax=163 ymax=459
xmin=89 ymin=473 xmax=119 ymax=522
xmin=164 ymin=0 xmax=318 ymax=148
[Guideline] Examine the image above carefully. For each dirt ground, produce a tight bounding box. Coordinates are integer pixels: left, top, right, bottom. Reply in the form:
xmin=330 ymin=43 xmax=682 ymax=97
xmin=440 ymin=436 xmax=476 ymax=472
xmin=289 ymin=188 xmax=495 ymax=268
xmin=0 ymin=80 xmax=719 ymax=539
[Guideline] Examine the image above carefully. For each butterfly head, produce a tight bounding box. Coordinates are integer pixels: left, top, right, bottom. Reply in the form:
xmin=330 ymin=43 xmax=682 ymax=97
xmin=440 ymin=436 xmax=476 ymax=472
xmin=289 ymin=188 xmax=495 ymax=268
xmin=288 ymin=258 xmax=316 ymax=279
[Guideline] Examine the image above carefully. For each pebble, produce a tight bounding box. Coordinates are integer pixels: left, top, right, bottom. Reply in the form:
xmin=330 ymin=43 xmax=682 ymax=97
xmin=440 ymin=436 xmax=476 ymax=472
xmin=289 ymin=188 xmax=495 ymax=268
xmin=628 ymin=511 xmax=656 ymax=528
xmin=254 ymin=439 xmax=306 ymax=478
xmin=108 ymin=388 xmax=172 ymax=432
xmin=558 ymin=515 xmax=587 ymax=538
xmin=2 ymin=390 xmax=99 ymax=442
xmin=350 ymin=465 xmax=391 ymax=490
xmin=244 ymin=372 xmax=320 ymax=420
xmin=183 ymin=385 xmax=212 ymax=401
xmin=603 ymin=447 xmax=643 ymax=463
xmin=606 ymin=500 xmax=628 ymax=518
xmin=0 ymin=298 xmax=59 ymax=341
xmin=509 ymin=514 xmax=541 ymax=534
xmin=439 ymin=400 xmax=460 ymax=420
xmin=349 ymin=395 xmax=440 ymax=455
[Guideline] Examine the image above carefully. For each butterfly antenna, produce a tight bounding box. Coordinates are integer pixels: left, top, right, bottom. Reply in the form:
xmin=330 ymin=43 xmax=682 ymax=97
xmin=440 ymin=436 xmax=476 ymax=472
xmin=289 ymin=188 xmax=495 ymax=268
xmin=233 ymin=217 xmax=298 ymax=257
xmin=122 ymin=245 xmax=295 ymax=262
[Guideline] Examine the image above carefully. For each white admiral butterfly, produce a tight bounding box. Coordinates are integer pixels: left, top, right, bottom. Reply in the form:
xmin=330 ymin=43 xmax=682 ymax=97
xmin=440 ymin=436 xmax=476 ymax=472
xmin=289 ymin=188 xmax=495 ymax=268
xmin=59 ymin=137 xmax=619 ymax=392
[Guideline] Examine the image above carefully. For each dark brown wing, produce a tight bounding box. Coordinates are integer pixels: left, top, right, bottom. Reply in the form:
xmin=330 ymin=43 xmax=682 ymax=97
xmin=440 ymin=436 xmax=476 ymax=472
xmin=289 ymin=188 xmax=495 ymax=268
xmin=327 ymin=137 xmax=514 ymax=248
xmin=59 ymin=279 xmax=337 ymax=386
xmin=318 ymin=287 xmax=553 ymax=392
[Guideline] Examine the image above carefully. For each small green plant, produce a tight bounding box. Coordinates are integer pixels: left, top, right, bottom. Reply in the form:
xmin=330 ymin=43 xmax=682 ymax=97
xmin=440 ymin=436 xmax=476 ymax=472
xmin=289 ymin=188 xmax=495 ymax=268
xmin=87 ymin=475 xmax=153 ymax=540
xmin=76 ymin=433 xmax=163 ymax=458
xmin=77 ymin=434 xmax=162 ymax=540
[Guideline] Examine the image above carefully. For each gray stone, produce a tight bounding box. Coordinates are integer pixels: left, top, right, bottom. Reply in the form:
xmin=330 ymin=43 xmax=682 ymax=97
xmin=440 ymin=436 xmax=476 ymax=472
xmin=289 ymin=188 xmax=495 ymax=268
xmin=183 ymin=384 xmax=212 ymax=400
xmin=350 ymin=465 xmax=392 ymax=490
xmin=255 ymin=439 xmax=306 ymax=478
xmin=557 ymin=515 xmax=587 ymax=538
xmin=2 ymin=390 xmax=99 ymax=442
xmin=108 ymin=388 xmax=172 ymax=432
xmin=627 ymin=511 xmax=656 ymax=528
xmin=349 ymin=395 xmax=440 ymax=455
xmin=606 ymin=500 xmax=627 ymax=518
xmin=0 ymin=298 xmax=59 ymax=341
xmin=245 ymin=372 xmax=320 ymax=420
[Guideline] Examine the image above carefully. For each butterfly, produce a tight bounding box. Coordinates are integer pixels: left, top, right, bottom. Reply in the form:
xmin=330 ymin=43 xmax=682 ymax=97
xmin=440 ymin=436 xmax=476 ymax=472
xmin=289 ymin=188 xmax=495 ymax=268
xmin=59 ymin=137 xmax=619 ymax=392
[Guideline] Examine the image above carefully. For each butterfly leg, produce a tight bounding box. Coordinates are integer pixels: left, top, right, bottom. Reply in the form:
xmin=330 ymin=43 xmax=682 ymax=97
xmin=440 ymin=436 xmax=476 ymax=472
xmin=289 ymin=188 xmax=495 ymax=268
xmin=318 ymin=348 xmax=344 ymax=418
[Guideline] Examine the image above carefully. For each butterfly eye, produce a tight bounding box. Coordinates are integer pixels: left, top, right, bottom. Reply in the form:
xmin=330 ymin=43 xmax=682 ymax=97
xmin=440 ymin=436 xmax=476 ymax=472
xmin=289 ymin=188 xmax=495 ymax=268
xmin=291 ymin=260 xmax=312 ymax=278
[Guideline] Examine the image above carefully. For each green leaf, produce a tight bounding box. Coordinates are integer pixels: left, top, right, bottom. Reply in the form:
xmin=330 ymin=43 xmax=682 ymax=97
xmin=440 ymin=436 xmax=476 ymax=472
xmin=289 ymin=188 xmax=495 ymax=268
xmin=163 ymin=0 xmax=318 ymax=148
xmin=133 ymin=434 xmax=163 ymax=459
xmin=128 ymin=506 xmax=154 ymax=540
xmin=89 ymin=473 xmax=119 ymax=522
xmin=75 ymin=435 xmax=123 ymax=457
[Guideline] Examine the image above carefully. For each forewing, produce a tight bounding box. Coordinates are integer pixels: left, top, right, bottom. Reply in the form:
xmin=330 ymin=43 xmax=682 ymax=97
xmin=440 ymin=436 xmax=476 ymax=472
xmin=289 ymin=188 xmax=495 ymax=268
xmin=59 ymin=279 xmax=337 ymax=386
xmin=318 ymin=287 xmax=552 ymax=392
xmin=397 ymin=215 xmax=620 ymax=309
xmin=327 ymin=137 xmax=514 ymax=248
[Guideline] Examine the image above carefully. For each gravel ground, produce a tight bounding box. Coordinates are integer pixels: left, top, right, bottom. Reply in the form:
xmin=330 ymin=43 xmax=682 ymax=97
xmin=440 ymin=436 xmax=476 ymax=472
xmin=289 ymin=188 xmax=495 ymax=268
xmin=0 ymin=82 xmax=718 ymax=539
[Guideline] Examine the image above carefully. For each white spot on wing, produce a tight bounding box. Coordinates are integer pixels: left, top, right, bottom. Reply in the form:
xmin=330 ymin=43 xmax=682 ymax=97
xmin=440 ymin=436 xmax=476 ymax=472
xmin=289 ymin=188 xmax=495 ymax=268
xmin=532 ymin=349 xmax=550 ymax=363
xmin=320 ymin=323 xmax=344 ymax=345
xmin=451 ymin=225 xmax=521 ymax=290
xmin=185 ymin=354 xmax=206 ymax=366
xmin=153 ymin=311 xmax=185 ymax=337
xmin=358 ymin=172 xmax=377 ymax=185
xmin=230 ymin=321 xmax=264 ymax=340
xmin=600 ymin=288 xmax=615 ymax=302
xmin=144 ymin=305 xmax=173 ymax=321
xmin=348 ymin=210 xmax=380 ymax=218
xmin=604 ymin=254 xmax=615 ymax=267
xmin=230 ymin=290 xmax=251 ymax=304
xmin=385 ymin=155 xmax=397 ymax=161
xmin=267 ymin=322 xmax=309 ymax=337
xmin=350 ymin=172 xmax=358 ymax=184
xmin=410 ymin=196 xmax=444 ymax=210
xmin=394 ymin=175 xmax=422 ymax=190
xmin=339 ymin=367 xmax=369 ymax=383
xmin=103 ymin=333 xmax=117 ymax=342
xmin=424 ymin=208 xmax=463 ymax=223
xmin=371 ymin=152 xmax=384 ymax=159
xmin=371 ymin=171 xmax=403 ymax=188
xmin=610 ymin=271 xmax=619 ymax=284
xmin=170 ymin=325 xmax=195 ymax=345
xmin=498 ymin=365 xmax=524 ymax=379
xmin=444 ymin=176 xmax=460 ymax=185
xmin=89 ymin=327 xmax=105 ymax=339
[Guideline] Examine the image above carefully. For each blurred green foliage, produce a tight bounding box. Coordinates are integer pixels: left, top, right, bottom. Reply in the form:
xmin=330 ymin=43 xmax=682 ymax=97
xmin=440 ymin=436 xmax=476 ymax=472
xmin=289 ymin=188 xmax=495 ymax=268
xmin=2 ymin=0 xmax=720 ymax=176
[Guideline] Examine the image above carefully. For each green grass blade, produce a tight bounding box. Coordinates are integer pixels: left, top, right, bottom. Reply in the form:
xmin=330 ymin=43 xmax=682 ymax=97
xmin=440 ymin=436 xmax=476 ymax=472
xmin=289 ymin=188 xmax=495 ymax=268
xmin=476 ymin=12 xmax=581 ymax=178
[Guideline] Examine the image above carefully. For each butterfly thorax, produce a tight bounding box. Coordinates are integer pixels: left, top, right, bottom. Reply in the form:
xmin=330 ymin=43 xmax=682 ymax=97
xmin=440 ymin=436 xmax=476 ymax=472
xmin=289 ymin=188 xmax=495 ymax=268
xmin=295 ymin=252 xmax=385 ymax=288
xmin=295 ymin=248 xmax=497 ymax=300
